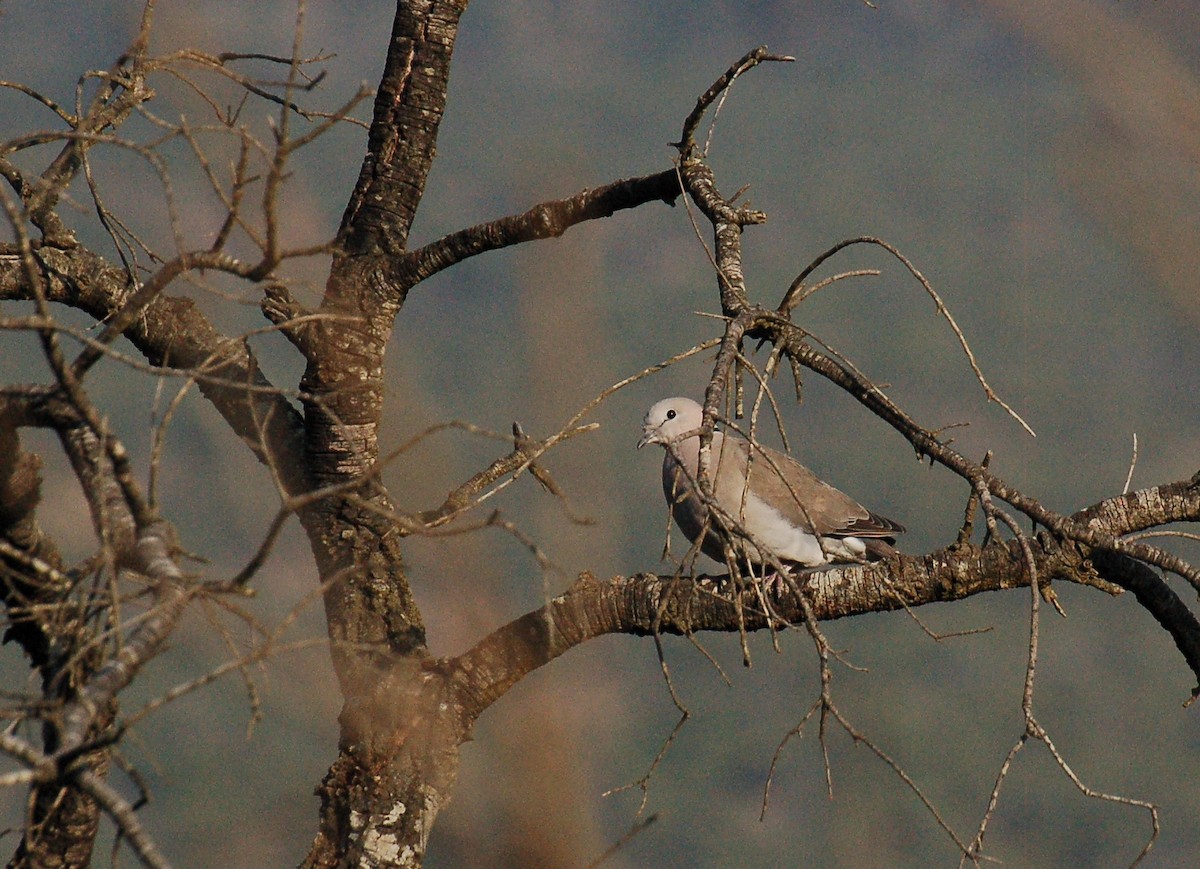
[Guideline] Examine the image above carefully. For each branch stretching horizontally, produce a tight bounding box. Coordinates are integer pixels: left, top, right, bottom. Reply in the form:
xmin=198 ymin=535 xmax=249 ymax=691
xmin=445 ymin=505 xmax=1200 ymax=728
xmin=681 ymin=301 xmax=1200 ymax=691
xmin=387 ymin=170 xmax=684 ymax=295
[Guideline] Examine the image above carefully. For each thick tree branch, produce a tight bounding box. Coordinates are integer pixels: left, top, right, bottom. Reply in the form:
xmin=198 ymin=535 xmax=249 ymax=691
xmin=446 ymin=521 xmax=1193 ymax=727
xmin=0 ymin=246 xmax=309 ymax=496
xmin=388 ymin=170 xmax=683 ymax=290
xmin=338 ymin=0 xmax=469 ymax=257
xmin=298 ymin=5 xmax=476 ymax=866
xmin=1090 ymin=548 xmax=1200 ymax=697
xmin=1073 ymin=470 xmax=1200 ymax=534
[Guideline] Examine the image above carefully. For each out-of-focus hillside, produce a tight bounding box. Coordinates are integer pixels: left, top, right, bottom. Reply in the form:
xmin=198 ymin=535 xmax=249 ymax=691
xmin=1 ymin=2 xmax=1198 ymax=866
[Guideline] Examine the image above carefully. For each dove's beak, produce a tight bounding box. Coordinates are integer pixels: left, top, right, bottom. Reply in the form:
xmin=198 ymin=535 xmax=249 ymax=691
xmin=636 ymin=427 xmax=661 ymax=449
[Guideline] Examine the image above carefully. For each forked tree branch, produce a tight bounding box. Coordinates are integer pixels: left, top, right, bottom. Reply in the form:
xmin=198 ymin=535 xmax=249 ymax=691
xmin=3 ymin=5 xmax=1197 ymax=865
xmin=0 ymin=246 xmax=309 ymax=496
xmin=658 ymin=47 xmax=1200 ymax=704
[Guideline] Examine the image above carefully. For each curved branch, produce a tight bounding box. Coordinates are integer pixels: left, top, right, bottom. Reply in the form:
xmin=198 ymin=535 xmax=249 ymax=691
xmin=778 ymin=235 xmax=1034 ymax=435
xmin=1089 ymin=549 xmax=1200 ymax=699
xmin=677 ymin=46 xmax=794 ymax=159
xmin=0 ymin=246 xmax=308 ymax=497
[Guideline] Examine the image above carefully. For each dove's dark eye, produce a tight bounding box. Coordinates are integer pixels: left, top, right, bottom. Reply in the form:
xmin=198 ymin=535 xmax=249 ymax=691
xmin=666 ymin=409 xmax=676 ymax=420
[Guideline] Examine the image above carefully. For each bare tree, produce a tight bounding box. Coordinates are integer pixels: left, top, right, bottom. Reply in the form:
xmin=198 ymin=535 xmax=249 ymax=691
xmin=2 ymin=3 xmax=1198 ymax=867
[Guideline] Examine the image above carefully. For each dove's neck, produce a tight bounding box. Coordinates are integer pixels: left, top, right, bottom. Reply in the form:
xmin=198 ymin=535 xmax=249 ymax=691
xmin=677 ymin=429 xmax=725 ymax=478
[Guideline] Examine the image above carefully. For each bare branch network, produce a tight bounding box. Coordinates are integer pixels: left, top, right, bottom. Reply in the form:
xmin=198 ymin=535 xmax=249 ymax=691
xmin=0 ymin=4 xmax=1197 ymax=869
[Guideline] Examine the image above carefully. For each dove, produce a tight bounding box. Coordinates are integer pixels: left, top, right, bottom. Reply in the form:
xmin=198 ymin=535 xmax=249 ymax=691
xmin=637 ymin=397 xmax=903 ymax=571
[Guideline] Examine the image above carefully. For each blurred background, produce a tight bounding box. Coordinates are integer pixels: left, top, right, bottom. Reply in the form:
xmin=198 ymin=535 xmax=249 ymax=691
xmin=1 ymin=1 xmax=1199 ymax=866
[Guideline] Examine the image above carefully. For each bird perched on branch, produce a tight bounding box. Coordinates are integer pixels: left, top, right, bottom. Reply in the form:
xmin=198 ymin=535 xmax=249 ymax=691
xmin=637 ymin=397 xmax=903 ymax=574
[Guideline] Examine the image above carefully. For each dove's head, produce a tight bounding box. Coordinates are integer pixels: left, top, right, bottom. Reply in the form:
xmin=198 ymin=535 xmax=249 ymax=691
xmin=637 ymin=397 xmax=703 ymax=449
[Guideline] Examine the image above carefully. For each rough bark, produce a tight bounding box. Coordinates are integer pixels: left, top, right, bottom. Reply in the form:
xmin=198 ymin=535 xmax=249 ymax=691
xmin=299 ymin=3 xmax=469 ymax=865
xmin=2 ymin=6 xmax=1199 ymax=868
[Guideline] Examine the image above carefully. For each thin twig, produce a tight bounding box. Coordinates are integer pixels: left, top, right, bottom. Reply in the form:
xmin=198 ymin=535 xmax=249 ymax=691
xmin=1123 ymin=433 xmax=1138 ymax=495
